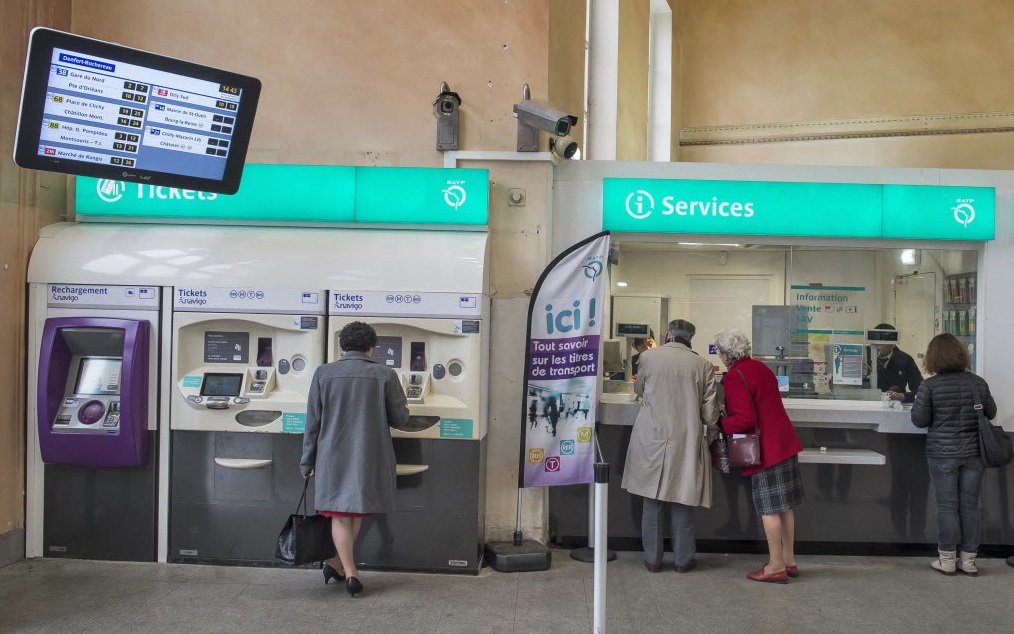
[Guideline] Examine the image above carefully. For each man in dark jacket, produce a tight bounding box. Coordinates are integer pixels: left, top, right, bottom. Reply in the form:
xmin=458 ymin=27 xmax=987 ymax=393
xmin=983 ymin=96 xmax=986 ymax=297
xmin=873 ymin=323 xmax=923 ymax=403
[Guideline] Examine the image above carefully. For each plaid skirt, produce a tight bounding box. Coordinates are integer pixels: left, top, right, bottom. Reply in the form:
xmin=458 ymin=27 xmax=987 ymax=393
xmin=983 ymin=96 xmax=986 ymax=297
xmin=751 ymin=454 xmax=805 ymax=515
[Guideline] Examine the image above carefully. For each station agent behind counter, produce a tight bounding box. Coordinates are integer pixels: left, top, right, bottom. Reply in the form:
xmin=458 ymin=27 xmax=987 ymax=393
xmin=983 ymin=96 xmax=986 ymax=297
xmin=873 ymin=323 xmax=923 ymax=403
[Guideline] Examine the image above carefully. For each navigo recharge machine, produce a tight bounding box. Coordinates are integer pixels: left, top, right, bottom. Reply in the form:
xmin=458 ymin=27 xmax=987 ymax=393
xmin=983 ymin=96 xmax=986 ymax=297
xmin=169 ymin=285 xmax=325 ymax=563
xmin=328 ymin=289 xmax=489 ymax=573
xmin=27 ymin=283 xmax=160 ymax=561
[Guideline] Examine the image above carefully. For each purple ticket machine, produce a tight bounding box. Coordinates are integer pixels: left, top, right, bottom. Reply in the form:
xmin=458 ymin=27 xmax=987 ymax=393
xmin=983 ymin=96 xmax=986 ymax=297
xmin=37 ymin=317 xmax=149 ymax=467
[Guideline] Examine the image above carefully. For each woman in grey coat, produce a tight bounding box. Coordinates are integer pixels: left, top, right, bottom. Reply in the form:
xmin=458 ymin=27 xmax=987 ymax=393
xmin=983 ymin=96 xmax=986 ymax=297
xmin=301 ymin=321 xmax=409 ymax=596
xmin=621 ymin=319 xmax=720 ymax=573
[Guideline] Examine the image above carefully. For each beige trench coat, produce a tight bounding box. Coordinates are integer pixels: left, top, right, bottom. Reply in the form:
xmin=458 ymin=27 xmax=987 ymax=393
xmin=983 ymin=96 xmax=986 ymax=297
xmin=620 ymin=342 xmax=720 ymax=507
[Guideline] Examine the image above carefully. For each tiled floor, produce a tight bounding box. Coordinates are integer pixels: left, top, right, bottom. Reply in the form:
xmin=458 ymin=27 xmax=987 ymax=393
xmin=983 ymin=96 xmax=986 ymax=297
xmin=1 ymin=549 xmax=1013 ymax=633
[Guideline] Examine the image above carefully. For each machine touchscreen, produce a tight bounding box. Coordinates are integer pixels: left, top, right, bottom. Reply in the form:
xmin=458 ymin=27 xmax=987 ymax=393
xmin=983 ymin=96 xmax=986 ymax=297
xmin=74 ymin=357 xmax=122 ymax=395
xmin=200 ymin=373 xmax=243 ymax=397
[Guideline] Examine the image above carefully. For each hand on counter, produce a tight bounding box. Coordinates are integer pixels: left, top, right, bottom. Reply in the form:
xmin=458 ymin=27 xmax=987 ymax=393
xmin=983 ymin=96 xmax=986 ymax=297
xmin=886 ymin=391 xmax=905 ymax=401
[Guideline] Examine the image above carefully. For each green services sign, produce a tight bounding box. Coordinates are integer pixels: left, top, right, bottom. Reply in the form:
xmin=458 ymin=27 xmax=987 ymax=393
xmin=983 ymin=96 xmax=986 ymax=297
xmin=75 ymin=164 xmax=489 ymax=226
xmin=603 ymin=178 xmax=994 ymax=241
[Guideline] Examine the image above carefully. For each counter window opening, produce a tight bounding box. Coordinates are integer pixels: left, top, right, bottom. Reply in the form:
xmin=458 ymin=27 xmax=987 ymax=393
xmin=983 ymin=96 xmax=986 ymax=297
xmin=605 ymin=242 xmax=979 ymax=404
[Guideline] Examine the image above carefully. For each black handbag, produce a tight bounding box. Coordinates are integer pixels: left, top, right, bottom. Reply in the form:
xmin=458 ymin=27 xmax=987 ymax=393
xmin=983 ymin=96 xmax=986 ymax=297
xmin=727 ymin=369 xmax=762 ymax=469
xmin=275 ymin=477 xmax=336 ymax=566
xmin=970 ymin=379 xmax=1013 ymax=468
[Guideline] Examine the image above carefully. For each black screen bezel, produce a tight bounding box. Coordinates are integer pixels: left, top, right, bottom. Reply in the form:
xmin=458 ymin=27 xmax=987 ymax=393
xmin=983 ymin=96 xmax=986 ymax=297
xmin=14 ymin=27 xmax=261 ymax=195
xmin=200 ymin=373 xmax=244 ymax=397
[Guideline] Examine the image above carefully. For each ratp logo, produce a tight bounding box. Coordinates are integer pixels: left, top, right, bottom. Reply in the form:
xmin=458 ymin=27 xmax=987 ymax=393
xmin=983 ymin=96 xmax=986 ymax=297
xmin=952 ymin=202 xmax=976 ymax=227
xmin=625 ymin=190 xmax=654 ymax=219
xmin=583 ymin=260 xmax=603 ymax=281
xmin=96 ymin=179 xmax=125 ymax=203
xmin=442 ymin=184 xmax=467 ymax=210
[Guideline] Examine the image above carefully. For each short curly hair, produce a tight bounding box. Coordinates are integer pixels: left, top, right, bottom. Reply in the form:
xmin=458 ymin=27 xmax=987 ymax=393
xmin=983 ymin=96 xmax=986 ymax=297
xmin=713 ymin=328 xmax=752 ymax=362
xmin=338 ymin=321 xmax=378 ymax=352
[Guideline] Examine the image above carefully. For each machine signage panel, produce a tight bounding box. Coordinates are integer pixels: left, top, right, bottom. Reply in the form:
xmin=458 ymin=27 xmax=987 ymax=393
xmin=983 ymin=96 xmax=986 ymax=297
xmin=204 ymin=332 xmax=248 ymax=363
xmin=882 ymin=184 xmax=995 ymax=240
xmin=47 ymin=283 xmax=159 ymax=309
xmin=603 ymin=178 xmax=996 ymax=241
xmin=329 ymin=291 xmax=483 ymax=318
xmin=173 ymin=286 xmax=326 ymax=314
xmin=439 ymin=418 xmax=474 ymax=439
xmin=75 ymin=164 xmax=356 ymax=221
xmin=75 ymin=164 xmax=489 ymax=226
xmin=354 ymin=167 xmax=489 ymax=225
xmin=281 ymin=413 xmax=306 ymax=433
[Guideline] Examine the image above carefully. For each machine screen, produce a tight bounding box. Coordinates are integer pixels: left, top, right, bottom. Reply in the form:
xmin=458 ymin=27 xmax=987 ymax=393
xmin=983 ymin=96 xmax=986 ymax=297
xmin=200 ymin=373 xmax=244 ymax=396
xmin=74 ymin=356 xmax=122 ymax=395
xmin=374 ymin=336 xmax=403 ymax=368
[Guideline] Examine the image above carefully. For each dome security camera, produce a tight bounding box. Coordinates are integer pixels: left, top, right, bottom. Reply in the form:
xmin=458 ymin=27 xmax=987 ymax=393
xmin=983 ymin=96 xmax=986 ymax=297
xmin=549 ymin=136 xmax=580 ymax=160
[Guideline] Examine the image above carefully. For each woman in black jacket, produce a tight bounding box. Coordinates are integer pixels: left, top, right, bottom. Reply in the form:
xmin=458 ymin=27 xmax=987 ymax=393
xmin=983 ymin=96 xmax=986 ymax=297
xmin=911 ymin=333 xmax=996 ymax=577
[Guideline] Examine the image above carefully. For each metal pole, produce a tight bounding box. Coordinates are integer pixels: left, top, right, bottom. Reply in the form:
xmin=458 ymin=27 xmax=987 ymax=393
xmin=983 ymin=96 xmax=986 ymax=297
xmin=593 ymin=462 xmax=609 ymax=634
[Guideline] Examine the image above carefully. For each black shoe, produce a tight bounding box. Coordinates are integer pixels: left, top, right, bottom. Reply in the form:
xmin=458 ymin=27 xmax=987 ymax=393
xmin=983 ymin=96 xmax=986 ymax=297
xmin=675 ymin=559 xmax=698 ymax=573
xmin=346 ymin=576 xmax=364 ymax=597
xmin=323 ymin=563 xmax=345 ymax=585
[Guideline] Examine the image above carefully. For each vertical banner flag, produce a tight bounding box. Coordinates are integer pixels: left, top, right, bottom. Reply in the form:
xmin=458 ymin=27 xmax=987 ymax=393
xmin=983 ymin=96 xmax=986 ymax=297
xmin=520 ymin=231 xmax=611 ymax=487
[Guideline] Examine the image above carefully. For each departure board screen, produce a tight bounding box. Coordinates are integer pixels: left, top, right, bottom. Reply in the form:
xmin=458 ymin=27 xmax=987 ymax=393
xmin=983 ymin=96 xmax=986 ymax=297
xmin=14 ymin=28 xmax=261 ymax=194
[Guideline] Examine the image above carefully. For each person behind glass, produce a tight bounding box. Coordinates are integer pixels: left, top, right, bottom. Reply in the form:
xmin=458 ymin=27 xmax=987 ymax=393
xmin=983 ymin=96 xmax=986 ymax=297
xmin=629 ymin=331 xmax=657 ymax=379
xmin=911 ymin=333 xmax=995 ymax=577
xmin=873 ymin=322 xmax=923 ymax=403
xmin=621 ymin=319 xmax=719 ymax=574
xmin=713 ymin=329 xmax=804 ymax=584
xmin=300 ymin=321 xmax=409 ymax=597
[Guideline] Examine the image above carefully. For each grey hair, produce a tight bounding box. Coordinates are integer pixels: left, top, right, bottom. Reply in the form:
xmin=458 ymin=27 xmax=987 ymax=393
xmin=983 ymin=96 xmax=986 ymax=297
xmin=666 ymin=319 xmax=696 ymax=343
xmin=713 ymin=328 xmax=752 ymax=362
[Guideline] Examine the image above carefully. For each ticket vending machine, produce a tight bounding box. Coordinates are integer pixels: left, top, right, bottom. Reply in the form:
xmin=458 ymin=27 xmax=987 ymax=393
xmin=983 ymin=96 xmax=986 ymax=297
xmin=168 ymin=286 xmax=325 ymax=563
xmin=26 ymin=283 xmax=161 ymax=561
xmin=327 ymin=290 xmax=489 ymax=574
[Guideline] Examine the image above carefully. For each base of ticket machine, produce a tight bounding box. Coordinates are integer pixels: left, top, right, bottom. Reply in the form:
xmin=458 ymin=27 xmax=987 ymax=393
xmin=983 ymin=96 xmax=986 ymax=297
xmin=355 ymin=437 xmax=487 ymax=575
xmin=168 ymin=430 xmax=310 ymax=565
xmin=43 ymin=432 xmax=158 ymax=562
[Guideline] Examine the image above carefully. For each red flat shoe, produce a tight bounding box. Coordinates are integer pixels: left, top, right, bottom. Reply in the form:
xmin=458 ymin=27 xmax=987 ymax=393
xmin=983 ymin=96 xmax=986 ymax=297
xmin=747 ymin=567 xmax=788 ymax=584
xmin=785 ymin=564 xmax=799 ymax=578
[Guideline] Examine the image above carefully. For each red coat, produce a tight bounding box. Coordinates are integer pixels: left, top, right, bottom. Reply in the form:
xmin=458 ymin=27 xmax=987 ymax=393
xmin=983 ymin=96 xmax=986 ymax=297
xmin=720 ymin=357 xmax=802 ymax=476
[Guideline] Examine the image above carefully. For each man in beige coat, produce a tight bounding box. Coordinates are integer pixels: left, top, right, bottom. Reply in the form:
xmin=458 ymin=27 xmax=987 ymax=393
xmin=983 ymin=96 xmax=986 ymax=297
xmin=621 ymin=319 xmax=720 ymax=573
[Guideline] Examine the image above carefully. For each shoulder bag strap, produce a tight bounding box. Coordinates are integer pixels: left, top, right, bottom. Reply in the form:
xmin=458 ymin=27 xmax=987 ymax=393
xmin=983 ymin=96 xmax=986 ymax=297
xmin=296 ymin=476 xmax=312 ymax=515
xmin=968 ymin=376 xmax=985 ymax=416
xmin=734 ymin=368 xmax=760 ymax=436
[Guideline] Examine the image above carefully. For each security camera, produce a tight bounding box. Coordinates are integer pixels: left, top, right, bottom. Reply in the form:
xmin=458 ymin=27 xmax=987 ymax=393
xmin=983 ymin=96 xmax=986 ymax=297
xmin=549 ymin=136 xmax=580 ymax=160
xmin=512 ymin=83 xmax=579 ymax=152
xmin=433 ymin=81 xmax=461 ymax=151
xmin=513 ymin=100 xmax=578 ymax=137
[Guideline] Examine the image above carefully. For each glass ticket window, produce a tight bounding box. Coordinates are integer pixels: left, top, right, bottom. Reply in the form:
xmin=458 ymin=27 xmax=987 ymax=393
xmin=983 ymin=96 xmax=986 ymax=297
xmin=609 ymin=242 xmax=979 ymax=401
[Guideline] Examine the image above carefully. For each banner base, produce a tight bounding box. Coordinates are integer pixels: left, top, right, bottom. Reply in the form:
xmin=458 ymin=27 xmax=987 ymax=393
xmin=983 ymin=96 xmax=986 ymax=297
xmin=484 ymin=539 xmax=552 ymax=572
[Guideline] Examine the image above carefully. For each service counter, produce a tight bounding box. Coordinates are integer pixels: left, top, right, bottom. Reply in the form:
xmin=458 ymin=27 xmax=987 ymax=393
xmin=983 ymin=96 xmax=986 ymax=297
xmin=548 ymin=397 xmax=1014 ymax=555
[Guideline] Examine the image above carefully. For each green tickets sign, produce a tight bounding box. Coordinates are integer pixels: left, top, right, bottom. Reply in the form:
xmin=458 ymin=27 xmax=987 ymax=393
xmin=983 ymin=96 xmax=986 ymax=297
xmin=603 ymin=178 xmax=995 ymax=241
xmin=75 ymin=164 xmax=489 ymax=226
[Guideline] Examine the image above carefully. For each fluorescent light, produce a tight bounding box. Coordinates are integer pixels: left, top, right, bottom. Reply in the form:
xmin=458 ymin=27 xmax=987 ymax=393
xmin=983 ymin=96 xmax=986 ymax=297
xmin=678 ymin=242 xmax=742 ymax=247
xmin=616 ymin=281 xmax=628 ymax=287
xmin=900 ymin=249 xmax=919 ymax=265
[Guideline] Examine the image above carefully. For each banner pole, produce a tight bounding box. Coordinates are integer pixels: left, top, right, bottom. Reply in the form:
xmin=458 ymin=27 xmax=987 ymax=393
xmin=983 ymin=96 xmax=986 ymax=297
xmin=593 ymin=461 xmax=609 ymax=634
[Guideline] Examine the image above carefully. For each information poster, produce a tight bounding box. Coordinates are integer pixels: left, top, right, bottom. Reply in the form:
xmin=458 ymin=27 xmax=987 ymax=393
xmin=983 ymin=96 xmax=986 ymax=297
xmin=832 ymin=343 xmax=864 ymax=386
xmin=521 ymin=232 xmax=610 ymax=487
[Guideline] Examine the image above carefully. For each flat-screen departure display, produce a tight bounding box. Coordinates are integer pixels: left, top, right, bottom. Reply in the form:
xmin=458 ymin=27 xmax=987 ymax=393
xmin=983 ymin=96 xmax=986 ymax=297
xmin=200 ymin=373 xmax=244 ymax=397
xmin=14 ymin=28 xmax=261 ymax=194
xmin=74 ymin=356 xmax=122 ymax=395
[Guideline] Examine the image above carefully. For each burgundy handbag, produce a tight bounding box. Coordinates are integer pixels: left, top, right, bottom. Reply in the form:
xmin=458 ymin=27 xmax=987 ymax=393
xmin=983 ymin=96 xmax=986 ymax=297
xmin=727 ymin=369 xmax=762 ymax=468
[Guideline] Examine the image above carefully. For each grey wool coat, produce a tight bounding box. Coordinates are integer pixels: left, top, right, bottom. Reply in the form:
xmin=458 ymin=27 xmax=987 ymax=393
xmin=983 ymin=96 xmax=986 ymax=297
xmin=621 ymin=342 xmax=720 ymax=507
xmin=300 ymin=351 xmax=410 ymax=513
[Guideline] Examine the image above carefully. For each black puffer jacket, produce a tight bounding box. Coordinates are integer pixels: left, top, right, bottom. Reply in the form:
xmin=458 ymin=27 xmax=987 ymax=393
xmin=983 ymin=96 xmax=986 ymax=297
xmin=911 ymin=370 xmax=996 ymax=458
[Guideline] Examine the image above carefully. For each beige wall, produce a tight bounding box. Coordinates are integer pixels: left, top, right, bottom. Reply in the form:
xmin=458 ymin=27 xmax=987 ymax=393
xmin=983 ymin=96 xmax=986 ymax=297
xmin=616 ymin=0 xmax=649 ymax=160
xmin=549 ymin=0 xmax=586 ymax=149
xmin=675 ymin=0 xmax=1014 ymax=169
xmin=0 ymin=0 xmax=71 ymax=561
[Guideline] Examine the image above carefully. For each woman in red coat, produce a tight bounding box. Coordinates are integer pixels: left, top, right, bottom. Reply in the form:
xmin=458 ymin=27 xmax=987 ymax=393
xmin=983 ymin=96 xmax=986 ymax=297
xmin=714 ymin=329 xmax=804 ymax=584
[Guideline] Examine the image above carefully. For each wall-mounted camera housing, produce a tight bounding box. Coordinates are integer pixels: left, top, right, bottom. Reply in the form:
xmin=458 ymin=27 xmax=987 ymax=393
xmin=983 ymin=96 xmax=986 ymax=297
xmin=433 ymin=81 xmax=461 ymax=151
xmin=512 ymin=83 xmax=579 ymax=153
